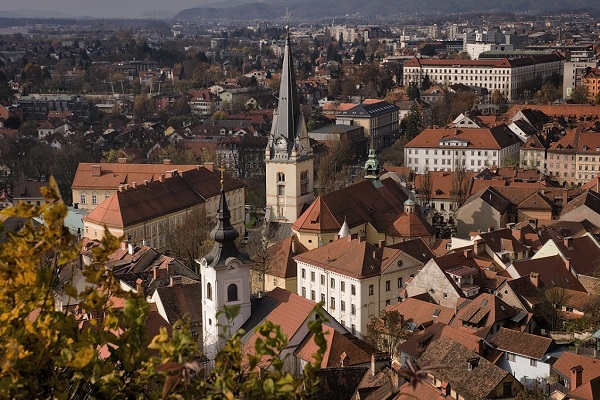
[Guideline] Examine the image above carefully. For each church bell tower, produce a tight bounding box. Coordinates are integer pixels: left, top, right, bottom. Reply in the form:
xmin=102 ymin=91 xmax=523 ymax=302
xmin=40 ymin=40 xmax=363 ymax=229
xmin=265 ymin=27 xmax=314 ymax=223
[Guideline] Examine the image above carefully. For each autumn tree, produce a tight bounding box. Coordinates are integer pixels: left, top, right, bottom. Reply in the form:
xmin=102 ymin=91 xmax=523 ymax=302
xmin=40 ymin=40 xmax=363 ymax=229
xmin=133 ymin=94 xmax=155 ymax=119
xmin=365 ymin=309 xmax=409 ymax=361
xmin=402 ymin=102 xmax=423 ymax=139
xmin=571 ymin=85 xmax=591 ymax=104
xmin=418 ymin=165 xmax=433 ymax=206
xmin=451 ymin=162 xmax=470 ymax=210
xmin=155 ymin=143 xmax=198 ymax=165
xmin=247 ymin=227 xmax=271 ymax=295
xmin=163 ymin=206 xmax=213 ymax=272
xmin=0 ymin=179 xmax=329 ymax=399
xmin=316 ymin=137 xmax=354 ymax=195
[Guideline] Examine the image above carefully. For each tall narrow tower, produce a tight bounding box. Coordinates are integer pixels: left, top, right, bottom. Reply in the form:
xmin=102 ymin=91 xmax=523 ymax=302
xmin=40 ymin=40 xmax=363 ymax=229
xmin=199 ymin=169 xmax=253 ymax=358
xmin=265 ymin=28 xmax=314 ymax=223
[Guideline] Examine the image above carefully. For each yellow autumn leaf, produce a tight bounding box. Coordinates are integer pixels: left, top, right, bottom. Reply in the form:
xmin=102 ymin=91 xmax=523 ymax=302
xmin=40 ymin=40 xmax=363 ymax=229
xmin=68 ymin=346 xmax=95 ymax=369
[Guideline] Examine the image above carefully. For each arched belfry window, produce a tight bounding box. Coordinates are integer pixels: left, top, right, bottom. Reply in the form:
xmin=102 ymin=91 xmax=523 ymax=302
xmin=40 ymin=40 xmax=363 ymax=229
xmin=277 ymin=172 xmax=285 ymax=182
xmin=227 ymin=283 xmax=239 ymax=302
xmin=206 ymin=282 xmax=212 ymax=300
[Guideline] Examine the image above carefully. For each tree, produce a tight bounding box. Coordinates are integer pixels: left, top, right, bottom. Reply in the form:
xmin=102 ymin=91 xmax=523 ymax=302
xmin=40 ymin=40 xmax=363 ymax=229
xmin=418 ymin=166 xmax=433 ymax=206
xmin=102 ymin=148 xmax=133 ymax=163
xmin=133 ymin=94 xmax=155 ymax=119
xmin=378 ymin=137 xmax=409 ymax=166
xmin=0 ymin=179 xmax=329 ymax=399
xmin=451 ymin=162 xmax=470 ymax=210
xmin=163 ymin=206 xmax=213 ymax=272
xmin=542 ymin=287 xmax=572 ymax=331
xmin=420 ymin=73 xmax=432 ymax=91
xmin=316 ymin=138 xmax=354 ymax=195
xmin=156 ymin=143 xmax=197 ymax=165
xmin=407 ymin=82 xmax=420 ymax=100
xmin=491 ymin=89 xmax=508 ymax=106
xmin=534 ymin=83 xmax=561 ymax=104
xmin=365 ymin=309 xmax=409 ymax=361
xmin=247 ymin=227 xmax=271 ymax=295
xmin=570 ymin=85 xmax=591 ymax=104
xmin=402 ymin=102 xmax=423 ymax=139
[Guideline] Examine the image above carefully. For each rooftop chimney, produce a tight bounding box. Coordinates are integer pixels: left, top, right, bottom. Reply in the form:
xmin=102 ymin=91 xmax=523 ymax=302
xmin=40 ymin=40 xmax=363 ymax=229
xmin=571 ymin=365 xmax=583 ymax=389
xmin=474 ymin=239 xmax=485 ymax=256
xmin=340 ymin=352 xmax=348 ymax=367
xmin=163 ymin=159 xmax=172 ymax=165
xmin=131 ymin=182 xmax=137 ymax=189
xmin=488 ymin=226 xmax=495 ymax=233
xmin=121 ymin=240 xmax=128 ymax=251
xmin=159 ymin=173 xmax=165 ymax=183
xmin=530 ymin=272 xmax=539 ymax=288
xmin=564 ymin=236 xmax=573 ymax=250
xmin=565 ymin=258 xmax=572 ymax=272
xmin=117 ymin=157 xmax=127 ymax=164
xmin=91 ymin=164 xmax=101 ymax=177
xmin=563 ymin=187 xmax=569 ymax=207
xmin=118 ymin=185 xmax=125 ymax=193
xmin=464 ymin=249 xmax=473 ymax=259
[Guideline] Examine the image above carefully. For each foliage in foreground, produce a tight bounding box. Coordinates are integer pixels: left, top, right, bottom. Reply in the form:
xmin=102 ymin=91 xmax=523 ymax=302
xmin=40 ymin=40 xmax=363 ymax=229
xmin=0 ymin=179 xmax=326 ymax=399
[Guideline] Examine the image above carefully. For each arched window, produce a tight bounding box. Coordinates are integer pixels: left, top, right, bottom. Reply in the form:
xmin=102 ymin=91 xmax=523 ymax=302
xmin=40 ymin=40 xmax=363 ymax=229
xmin=277 ymin=172 xmax=285 ymax=182
xmin=206 ymin=282 xmax=212 ymax=300
xmin=227 ymin=283 xmax=238 ymax=302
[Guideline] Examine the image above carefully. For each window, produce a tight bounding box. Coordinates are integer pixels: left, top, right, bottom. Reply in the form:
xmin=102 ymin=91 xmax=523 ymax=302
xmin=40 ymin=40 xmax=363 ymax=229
xmin=311 ymin=271 xmax=315 ymax=282
xmin=507 ymin=353 xmax=515 ymax=362
xmin=302 ymin=287 xmax=306 ymax=297
xmin=330 ymin=297 xmax=335 ymax=309
xmin=398 ymin=277 xmax=403 ymax=288
xmin=320 ymin=293 xmax=325 ymax=303
xmin=80 ymin=194 xmax=86 ymax=204
xmin=385 ymin=280 xmax=390 ymax=291
xmin=341 ymin=281 xmax=345 ymax=292
xmin=341 ymin=300 xmax=346 ymax=312
xmin=330 ymin=278 xmax=335 ymax=289
xmin=206 ymin=282 xmax=212 ymax=300
xmin=386 ymin=299 xmax=390 ymax=306
xmin=227 ymin=283 xmax=238 ymax=302
xmin=351 ymin=324 xmax=356 ymax=335
xmin=351 ymin=284 xmax=356 ymax=296
xmin=311 ymin=290 xmax=315 ymax=301
xmin=91 ymin=194 xmax=97 ymax=205
xmin=301 ymin=268 xmax=306 ymax=279
xmin=278 ymin=186 xmax=285 ymax=196
xmin=369 ymin=285 xmax=374 ymax=296
xmin=320 ymin=274 xmax=325 ymax=285
xmin=530 ymin=359 xmax=537 ymax=367
xmin=351 ymin=304 xmax=356 ymax=315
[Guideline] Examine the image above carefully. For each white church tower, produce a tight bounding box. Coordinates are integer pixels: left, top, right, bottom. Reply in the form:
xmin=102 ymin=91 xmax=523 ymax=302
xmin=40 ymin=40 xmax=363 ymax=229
xmin=265 ymin=27 xmax=314 ymax=223
xmin=198 ymin=169 xmax=254 ymax=359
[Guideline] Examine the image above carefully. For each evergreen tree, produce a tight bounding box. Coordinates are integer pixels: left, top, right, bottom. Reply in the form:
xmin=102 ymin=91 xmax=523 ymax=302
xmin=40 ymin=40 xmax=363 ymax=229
xmin=407 ymin=82 xmax=420 ymax=100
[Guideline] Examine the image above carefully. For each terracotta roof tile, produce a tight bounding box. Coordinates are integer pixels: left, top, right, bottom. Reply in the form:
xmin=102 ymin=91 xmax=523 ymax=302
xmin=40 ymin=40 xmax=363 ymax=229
xmin=386 ymin=298 xmax=455 ymax=326
xmin=490 ymin=328 xmax=553 ymax=360
xmin=553 ymin=352 xmax=600 ymax=386
xmin=405 ymin=124 xmax=521 ymax=150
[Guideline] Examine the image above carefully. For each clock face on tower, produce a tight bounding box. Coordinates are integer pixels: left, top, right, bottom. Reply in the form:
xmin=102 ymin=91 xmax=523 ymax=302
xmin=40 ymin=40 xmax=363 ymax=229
xmin=299 ymin=143 xmax=307 ymax=155
xmin=228 ymin=261 xmax=240 ymax=272
xmin=276 ymin=137 xmax=287 ymax=149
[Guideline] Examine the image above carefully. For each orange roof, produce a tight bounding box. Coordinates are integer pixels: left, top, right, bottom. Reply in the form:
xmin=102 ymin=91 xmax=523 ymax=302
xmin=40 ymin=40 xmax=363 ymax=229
xmin=553 ymin=352 xmax=600 ymax=386
xmin=507 ymin=104 xmax=600 ymax=119
xmin=386 ymin=298 xmax=454 ymax=326
xmin=242 ymin=288 xmax=318 ymax=370
xmin=294 ymin=324 xmax=374 ymax=368
xmin=72 ymin=162 xmax=202 ymax=191
xmin=405 ymin=124 xmax=521 ymax=150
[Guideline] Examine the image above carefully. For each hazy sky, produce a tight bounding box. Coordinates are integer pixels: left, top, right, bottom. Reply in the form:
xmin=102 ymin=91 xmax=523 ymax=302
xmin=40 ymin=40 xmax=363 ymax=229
xmin=2 ymin=0 xmax=210 ymax=18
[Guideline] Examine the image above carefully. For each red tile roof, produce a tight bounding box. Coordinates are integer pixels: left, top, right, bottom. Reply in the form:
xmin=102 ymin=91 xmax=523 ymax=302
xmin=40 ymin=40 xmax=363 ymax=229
xmin=386 ymin=298 xmax=455 ymax=326
xmin=553 ymin=352 xmax=600 ymax=387
xmin=405 ymin=124 xmax=521 ymax=150
xmin=490 ymin=328 xmax=553 ymax=360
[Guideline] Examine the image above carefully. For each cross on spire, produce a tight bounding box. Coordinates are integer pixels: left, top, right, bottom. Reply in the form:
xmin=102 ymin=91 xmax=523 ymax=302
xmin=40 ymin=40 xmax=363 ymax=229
xmin=219 ymin=165 xmax=225 ymax=190
xmin=282 ymin=5 xmax=292 ymax=30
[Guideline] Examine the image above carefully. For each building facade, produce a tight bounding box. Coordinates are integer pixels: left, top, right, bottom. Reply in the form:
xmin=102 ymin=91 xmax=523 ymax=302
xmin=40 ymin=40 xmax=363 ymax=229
xmin=403 ymin=54 xmax=564 ymax=100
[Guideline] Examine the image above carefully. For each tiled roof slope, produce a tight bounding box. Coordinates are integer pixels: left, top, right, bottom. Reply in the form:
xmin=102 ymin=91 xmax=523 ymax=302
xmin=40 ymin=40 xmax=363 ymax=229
xmin=490 ymin=328 xmax=553 ymax=360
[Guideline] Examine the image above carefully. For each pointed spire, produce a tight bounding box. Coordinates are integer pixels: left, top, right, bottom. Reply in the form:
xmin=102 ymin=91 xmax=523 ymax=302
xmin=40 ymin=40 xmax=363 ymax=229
xmin=364 ymin=136 xmax=380 ymax=181
xmin=338 ymin=217 xmax=351 ymax=239
xmin=270 ymin=26 xmax=303 ymax=153
xmin=202 ymin=168 xmax=250 ymax=269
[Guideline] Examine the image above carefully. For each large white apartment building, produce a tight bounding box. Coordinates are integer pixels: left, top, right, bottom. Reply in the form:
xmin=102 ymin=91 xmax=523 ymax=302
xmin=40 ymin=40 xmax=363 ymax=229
xmin=403 ymin=54 xmax=564 ymax=100
xmin=404 ymin=125 xmax=522 ymax=173
xmin=294 ymin=235 xmax=433 ymax=337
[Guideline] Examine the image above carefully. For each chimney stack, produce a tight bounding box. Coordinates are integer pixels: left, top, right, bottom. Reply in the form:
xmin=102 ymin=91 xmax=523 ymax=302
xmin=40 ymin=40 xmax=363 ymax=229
xmin=163 ymin=159 xmax=172 ymax=165
xmin=159 ymin=173 xmax=165 ymax=183
xmin=474 ymin=239 xmax=485 ymax=255
xmin=564 ymin=236 xmax=573 ymax=250
xmin=530 ymin=272 xmax=539 ymax=288
xmin=340 ymin=352 xmax=348 ymax=367
xmin=464 ymin=249 xmax=473 ymax=259
xmin=566 ymin=258 xmax=572 ymax=272
xmin=117 ymin=157 xmax=127 ymax=164
xmin=91 ymin=164 xmax=101 ymax=177
xmin=291 ymin=238 xmax=296 ymax=254
xmin=118 ymin=185 xmax=125 ymax=193
xmin=131 ymin=182 xmax=137 ymax=189
xmin=571 ymin=365 xmax=583 ymax=389
xmin=563 ymin=188 xmax=569 ymax=207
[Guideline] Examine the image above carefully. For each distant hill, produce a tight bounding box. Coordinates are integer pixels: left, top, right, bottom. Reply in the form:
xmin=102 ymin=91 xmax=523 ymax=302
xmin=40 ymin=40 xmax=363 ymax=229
xmin=174 ymin=0 xmax=600 ymax=21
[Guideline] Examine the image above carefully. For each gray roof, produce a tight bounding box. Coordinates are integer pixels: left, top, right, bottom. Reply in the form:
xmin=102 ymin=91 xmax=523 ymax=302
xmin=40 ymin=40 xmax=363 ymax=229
xmin=338 ymin=101 xmax=399 ymax=118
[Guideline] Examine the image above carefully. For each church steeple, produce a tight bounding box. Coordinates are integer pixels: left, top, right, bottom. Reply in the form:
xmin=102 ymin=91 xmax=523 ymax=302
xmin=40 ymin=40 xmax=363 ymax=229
xmin=202 ymin=167 xmax=251 ymax=269
xmin=364 ymin=136 xmax=380 ymax=181
xmin=268 ymin=28 xmax=307 ymax=158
